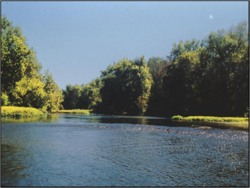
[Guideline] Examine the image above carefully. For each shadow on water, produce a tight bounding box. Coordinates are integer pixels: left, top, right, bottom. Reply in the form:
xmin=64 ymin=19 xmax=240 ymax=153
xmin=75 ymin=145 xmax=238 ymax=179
xmin=61 ymin=114 xmax=248 ymax=131
xmin=1 ymin=143 xmax=32 ymax=186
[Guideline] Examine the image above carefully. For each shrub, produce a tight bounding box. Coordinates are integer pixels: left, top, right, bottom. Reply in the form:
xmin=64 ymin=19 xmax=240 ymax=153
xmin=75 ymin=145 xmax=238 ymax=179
xmin=1 ymin=92 xmax=10 ymax=106
xmin=171 ymin=115 xmax=184 ymax=120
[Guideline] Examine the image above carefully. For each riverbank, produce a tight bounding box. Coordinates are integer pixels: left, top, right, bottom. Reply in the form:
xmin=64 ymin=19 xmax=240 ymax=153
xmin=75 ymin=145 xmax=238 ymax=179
xmin=1 ymin=106 xmax=46 ymax=118
xmin=171 ymin=115 xmax=248 ymax=122
xmin=51 ymin=109 xmax=91 ymax=115
xmin=171 ymin=115 xmax=249 ymax=130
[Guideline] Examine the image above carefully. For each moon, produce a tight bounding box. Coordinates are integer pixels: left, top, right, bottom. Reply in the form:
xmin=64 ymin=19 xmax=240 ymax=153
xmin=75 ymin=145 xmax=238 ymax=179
xmin=209 ymin=15 xmax=214 ymax=19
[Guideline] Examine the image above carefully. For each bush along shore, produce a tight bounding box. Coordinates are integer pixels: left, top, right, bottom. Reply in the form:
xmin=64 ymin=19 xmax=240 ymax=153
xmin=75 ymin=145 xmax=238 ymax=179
xmin=171 ymin=115 xmax=249 ymax=123
xmin=51 ymin=109 xmax=91 ymax=115
xmin=1 ymin=106 xmax=46 ymax=118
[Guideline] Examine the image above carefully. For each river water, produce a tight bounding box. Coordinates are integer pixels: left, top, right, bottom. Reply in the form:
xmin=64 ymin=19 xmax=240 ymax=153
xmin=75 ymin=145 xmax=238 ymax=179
xmin=1 ymin=114 xmax=249 ymax=186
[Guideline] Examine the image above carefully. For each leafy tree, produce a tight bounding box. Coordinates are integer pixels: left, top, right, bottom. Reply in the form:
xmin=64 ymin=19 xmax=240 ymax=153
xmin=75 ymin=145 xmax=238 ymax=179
xmin=167 ymin=39 xmax=200 ymax=62
xmin=62 ymin=84 xmax=82 ymax=109
xmin=163 ymin=51 xmax=201 ymax=116
xmin=1 ymin=16 xmax=64 ymax=112
xmin=12 ymin=75 xmax=47 ymax=109
xmin=1 ymin=16 xmax=42 ymax=97
xmin=43 ymin=70 xmax=63 ymax=112
xmin=199 ymin=21 xmax=248 ymax=116
xmin=146 ymin=57 xmax=171 ymax=116
xmin=99 ymin=56 xmax=152 ymax=115
xmin=78 ymin=78 xmax=102 ymax=110
xmin=1 ymin=92 xmax=10 ymax=106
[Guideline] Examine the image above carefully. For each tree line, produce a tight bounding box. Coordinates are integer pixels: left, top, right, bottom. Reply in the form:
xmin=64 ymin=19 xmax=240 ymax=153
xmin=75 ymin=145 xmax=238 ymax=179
xmin=62 ymin=21 xmax=248 ymax=117
xmin=1 ymin=16 xmax=248 ymax=117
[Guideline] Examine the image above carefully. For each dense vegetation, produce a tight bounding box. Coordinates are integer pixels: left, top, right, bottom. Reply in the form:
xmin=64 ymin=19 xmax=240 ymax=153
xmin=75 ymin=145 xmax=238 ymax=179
xmin=1 ymin=16 xmax=63 ymax=112
xmin=62 ymin=21 xmax=248 ymax=117
xmin=1 ymin=16 xmax=248 ymax=118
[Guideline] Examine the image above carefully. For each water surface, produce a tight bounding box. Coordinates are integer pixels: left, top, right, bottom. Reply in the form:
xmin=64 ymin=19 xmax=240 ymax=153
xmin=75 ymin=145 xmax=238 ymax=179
xmin=1 ymin=114 xmax=249 ymax=186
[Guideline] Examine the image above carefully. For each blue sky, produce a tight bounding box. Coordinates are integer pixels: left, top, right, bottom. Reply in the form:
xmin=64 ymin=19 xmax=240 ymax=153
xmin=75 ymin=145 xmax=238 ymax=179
xmin=1 ymin=1 xmax=248 ymax=89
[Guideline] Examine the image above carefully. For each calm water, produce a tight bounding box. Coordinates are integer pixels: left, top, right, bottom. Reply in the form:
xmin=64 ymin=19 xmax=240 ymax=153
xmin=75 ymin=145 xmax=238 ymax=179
xmin=1 ymin=114 xmax=249 ymax=186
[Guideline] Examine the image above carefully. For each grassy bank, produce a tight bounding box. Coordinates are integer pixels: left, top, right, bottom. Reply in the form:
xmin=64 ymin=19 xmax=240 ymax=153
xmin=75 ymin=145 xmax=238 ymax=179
xmin=51 ymin=109 xmax=91 ymax=115
xmin=171 ymin=115 xmax=249 ymax=123
xmin=1 ymin=106 xmax=46 ymax=118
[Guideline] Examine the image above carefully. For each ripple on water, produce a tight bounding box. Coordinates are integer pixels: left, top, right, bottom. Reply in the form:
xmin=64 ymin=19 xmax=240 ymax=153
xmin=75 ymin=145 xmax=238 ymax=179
xmin=1 ymin=116 xmax=248 ymax=186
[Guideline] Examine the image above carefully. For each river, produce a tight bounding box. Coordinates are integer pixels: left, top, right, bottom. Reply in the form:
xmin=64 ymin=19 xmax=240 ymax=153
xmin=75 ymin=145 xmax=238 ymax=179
xmin=1 ymin=114 xmax=249 ymax=186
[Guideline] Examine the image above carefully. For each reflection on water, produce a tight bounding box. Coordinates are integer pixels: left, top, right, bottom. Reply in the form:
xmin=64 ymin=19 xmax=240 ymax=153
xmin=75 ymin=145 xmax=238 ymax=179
xmin=1 ymin=114 xmax=59 ymax=124
xmin=1 ymin=144 xmax=32 ymax=186
xmin=1 ymin=114 xmax=249 ymax=186
xmin=59 ymin=114 xmax=248 ymax=130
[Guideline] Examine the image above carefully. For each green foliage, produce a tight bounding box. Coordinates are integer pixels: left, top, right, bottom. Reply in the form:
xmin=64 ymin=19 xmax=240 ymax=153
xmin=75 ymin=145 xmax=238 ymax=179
xmin=1 ymin=16 xmax=42 ymax=96
xmin=48 ymin=20 xmax=248 ymax=118
xmin=244 ymin=107 xmax=249 ymax=118
xmin=61 ymin=84 xmax=82 ymax=109
xmin=12 ymin=75 xmax=48 ymax=109
xmin=77 ymin=78 xmax=102 ymax=111
xmin=43 ymin=70 xmax=63 ymax=112
xmin=167 ymin=39 xmax=200 ymax=62
xmin=1 ymin=92 xmax=10 ymax=106
xmin=99 ymin=56 xmax=152 ymax=115
xmin=1 ymin=16 xmax=63 ymax=113
xmin=147 ymin=21 xmax=248 ymax=117
xmin=197 ymin=21 xmax=248 ymax=116
xmin=146 ymin=57 xmax=171 ymax=116
xmin=171 ymin=115 xmax=184 ymax=120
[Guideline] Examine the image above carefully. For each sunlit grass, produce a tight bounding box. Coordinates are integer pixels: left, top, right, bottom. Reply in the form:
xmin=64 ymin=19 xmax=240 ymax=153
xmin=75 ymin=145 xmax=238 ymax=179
xmin=184 ymin=116 xmax=249 ymax=123
xmin=171 ymin=115 xmax=184 ymax=120
xmin=172 ymin=115 xmax=248 ymax=123
xmin=51 ymin=109 xmax=91 ymax=115
xmin=171 ymin=115 xmax=249 ymax=129
xmin=1 ymin=106 xmax=45 ymax=118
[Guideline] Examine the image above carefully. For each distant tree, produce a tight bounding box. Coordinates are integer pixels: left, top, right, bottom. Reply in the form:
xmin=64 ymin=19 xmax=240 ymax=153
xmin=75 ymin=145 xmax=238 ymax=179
xmin=160 ymin=21 xmax=248 ymax=117
xmin=99 ymin=56 xmax=152 ymax=115
xmin=62 ymin=84 xmax=82 ymax=109
xmin=78 ymin=78 xmax=102 ymax=110
xmin=163 ymin=50 xmax=201 ymax=116
xmin=199 ymin=21 xmax=248 ymax=116
xmin=167 ymin=39 xmax=200 ymax=62
xmin=43 ymin=70 xmax=63 ymax=112
xmin=146 ymin=57 xmax=171 ymax=116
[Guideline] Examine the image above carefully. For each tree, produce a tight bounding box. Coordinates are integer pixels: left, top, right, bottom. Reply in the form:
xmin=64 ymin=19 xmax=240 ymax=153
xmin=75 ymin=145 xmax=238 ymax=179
xmin=99 ymin=56 xmax=152 ymax=115
xmin=163 ymin=51 xmax=201 ymax=116
xmin=1 ymin=16 xmax=42 ymax=104
xmin=146 ymin=57 xmax=171 ymax=116
xmin=62 ymin=84 xmax=82 ymax=109
xmin=1 ymin=16 xmax=64 ymax=111
xmin=167 ymin=39 xmax=200 ymax=62
xmin=12 ymin=75 xmax=47 ymax=109
xmin=199 ymin=21 xmax=248 ymax=116
xmin=43 ymin=70 xmax=63 ymax=112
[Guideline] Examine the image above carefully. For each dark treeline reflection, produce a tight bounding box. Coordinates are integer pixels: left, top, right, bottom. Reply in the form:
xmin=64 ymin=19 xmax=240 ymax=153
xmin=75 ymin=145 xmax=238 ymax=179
xmin=62 ymin=21 xmax=248 ymax=117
